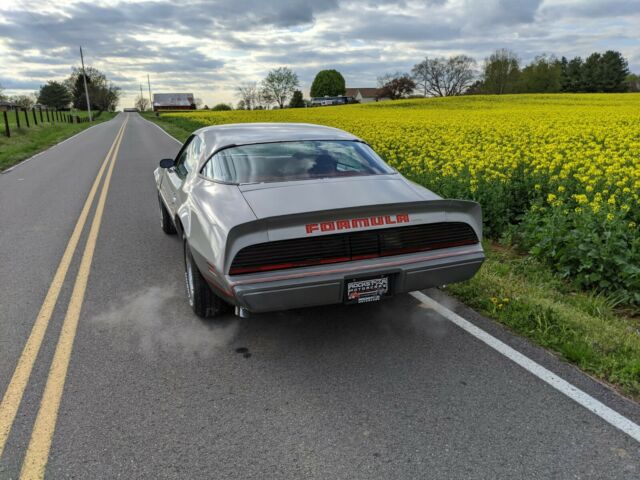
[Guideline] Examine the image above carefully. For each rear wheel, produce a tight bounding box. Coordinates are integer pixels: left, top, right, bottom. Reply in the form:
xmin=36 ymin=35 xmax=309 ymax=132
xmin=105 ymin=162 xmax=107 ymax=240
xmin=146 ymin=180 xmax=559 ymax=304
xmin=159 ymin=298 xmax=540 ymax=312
xmin=184 ymin=240 xmax=229 ymax=318
xmin=159 ymin=194 xmax=176 ymax=234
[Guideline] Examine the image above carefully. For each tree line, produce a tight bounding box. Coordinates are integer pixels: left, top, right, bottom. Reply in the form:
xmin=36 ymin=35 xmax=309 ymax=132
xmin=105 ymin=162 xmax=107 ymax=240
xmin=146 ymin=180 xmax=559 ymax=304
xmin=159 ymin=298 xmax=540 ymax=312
xmin=373 ymin=49 xmax=636 ymax=99
xmin=0 ymin=67 xmax=120 ymax=112
xmin=470 ymin=49 xmax=634 ymax=95
xmin=228 ymin=48 xmax=636 ymax=111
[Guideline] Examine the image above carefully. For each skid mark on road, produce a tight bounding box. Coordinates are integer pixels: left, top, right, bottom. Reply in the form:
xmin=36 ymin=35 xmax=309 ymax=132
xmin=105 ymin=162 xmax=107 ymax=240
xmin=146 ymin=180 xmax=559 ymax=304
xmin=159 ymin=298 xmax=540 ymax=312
xmin=91 ymin=286 xmax=239 ymax=359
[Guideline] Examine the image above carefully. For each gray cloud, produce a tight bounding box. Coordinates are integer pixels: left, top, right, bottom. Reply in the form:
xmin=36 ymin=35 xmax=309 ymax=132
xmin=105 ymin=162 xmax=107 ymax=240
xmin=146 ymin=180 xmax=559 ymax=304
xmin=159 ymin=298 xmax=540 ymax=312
xmin=540 ymin=0 xmax=640 ymax=20
xmin=1 ymin=0 xmax=638 ymax=106
xmin=466 ymin=0 xmax=544 ymax=26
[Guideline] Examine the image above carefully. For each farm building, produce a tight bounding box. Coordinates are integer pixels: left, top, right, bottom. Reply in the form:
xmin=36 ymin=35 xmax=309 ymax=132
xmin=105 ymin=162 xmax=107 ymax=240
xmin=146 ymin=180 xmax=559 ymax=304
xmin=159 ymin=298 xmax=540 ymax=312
xmin=152 ymin=93 xmax=196 ymax=111
xmin=344 ymin=88 xmax=387 ymax=103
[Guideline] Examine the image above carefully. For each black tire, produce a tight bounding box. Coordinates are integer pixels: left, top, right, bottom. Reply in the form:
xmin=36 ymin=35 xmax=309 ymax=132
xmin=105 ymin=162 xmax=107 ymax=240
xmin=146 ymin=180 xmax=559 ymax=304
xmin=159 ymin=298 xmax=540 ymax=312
xmin=184 ymin=240 xmax=229 ymax=318
xmin=159 ymin=194 xmax=177 ymax=234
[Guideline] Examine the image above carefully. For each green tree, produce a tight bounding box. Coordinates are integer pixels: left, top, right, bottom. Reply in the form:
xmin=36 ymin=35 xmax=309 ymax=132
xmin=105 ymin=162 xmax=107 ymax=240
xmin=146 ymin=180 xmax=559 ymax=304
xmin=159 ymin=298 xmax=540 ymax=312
xmin=37 ymin=81 xmax=72 ymax=109
xmin=310 ymin=69 xmax=346 ymax=98
xmin=212 ymin=103 xmax=232 ymax=111
xmin=518 ymin=55 xmax=563 ymax=93
xmin=561 ymin=57 xmax=584 ymax=92
xmin=67 ymin=66 xmax=120 ymax=112
xmin=482 ymin=48 xmax=520 ymax=94
xmin=562 ymin=51 xmax=629 ymax=93
xmin=599 ymin=50 xmax=629 ymax=92
xmin=582 ymin=53 xmax=603 ymax=93
xmin=288 ymin=90 xmax=305 ymax=107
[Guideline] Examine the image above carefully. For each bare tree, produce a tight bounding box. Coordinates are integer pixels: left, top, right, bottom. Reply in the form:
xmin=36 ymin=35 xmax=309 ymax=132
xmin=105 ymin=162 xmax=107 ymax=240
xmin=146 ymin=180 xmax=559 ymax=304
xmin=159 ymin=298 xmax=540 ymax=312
xmin=261 ymin=67 xmax=299 ymax=109
xmin=134 ymin=94 xmax=149 ymax=111
xmin=411 ymin=55 xmax=476 ymax=97
xmin=235 ymin=82 xmax=260 ymax=110
xmin=10 ymin=94 xmax=36 ymax=109
xmin=195 ymin=97 xmax=203 ymax=109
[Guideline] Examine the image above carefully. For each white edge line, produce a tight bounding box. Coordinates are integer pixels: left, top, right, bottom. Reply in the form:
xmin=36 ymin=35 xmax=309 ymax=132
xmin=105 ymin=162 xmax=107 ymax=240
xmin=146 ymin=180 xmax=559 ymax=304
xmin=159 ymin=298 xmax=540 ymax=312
xmin=137 ymin=113 xmax=182 ymax=144
xmin=1 ymin=113 xmax=121 ymax=174
xmin=409 ymin=290 xmax=640 ymax=444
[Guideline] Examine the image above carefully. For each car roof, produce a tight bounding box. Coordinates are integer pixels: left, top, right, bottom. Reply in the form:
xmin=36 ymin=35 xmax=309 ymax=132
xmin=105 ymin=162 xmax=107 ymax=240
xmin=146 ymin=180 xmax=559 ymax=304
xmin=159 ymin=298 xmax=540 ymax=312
xmin=196 ymin=123 xmax=362 ymax=159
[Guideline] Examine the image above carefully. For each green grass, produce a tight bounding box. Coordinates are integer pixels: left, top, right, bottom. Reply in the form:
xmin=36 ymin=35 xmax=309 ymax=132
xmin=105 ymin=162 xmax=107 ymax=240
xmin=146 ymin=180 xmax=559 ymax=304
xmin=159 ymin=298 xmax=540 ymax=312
xmin=0 ymin=110 xmax=116 ymax=171
xmin=141 ymin=111 xmax=193 ymax=142
xmin=144 ymin=109 xmax=640 ymax=400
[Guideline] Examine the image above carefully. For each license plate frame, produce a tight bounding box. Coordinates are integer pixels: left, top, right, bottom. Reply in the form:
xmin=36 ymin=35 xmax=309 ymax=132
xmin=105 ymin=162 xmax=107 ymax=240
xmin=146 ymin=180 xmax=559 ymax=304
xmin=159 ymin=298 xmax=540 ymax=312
xmin=345 ymin=275 xmax=390 ymax=304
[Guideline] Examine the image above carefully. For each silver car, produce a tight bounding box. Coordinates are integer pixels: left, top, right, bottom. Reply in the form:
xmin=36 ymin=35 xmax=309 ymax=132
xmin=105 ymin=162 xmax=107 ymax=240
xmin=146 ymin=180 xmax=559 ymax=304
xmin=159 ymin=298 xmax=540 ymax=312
xmin=154 ymin=123 xmax=484 ymax=318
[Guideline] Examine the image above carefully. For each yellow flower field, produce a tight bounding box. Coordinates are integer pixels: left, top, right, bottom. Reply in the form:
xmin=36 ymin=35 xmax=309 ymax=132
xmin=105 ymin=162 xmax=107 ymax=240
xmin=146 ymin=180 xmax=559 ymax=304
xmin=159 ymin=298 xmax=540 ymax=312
xmin=161 ymin=94 xmax=640 ymax=302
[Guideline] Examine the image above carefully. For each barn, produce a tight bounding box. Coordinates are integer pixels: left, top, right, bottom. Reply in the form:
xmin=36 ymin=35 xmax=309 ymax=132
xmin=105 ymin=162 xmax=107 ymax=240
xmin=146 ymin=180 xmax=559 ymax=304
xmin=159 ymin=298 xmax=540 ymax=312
xmin=153 ymin=93 xmax=196 ymax=111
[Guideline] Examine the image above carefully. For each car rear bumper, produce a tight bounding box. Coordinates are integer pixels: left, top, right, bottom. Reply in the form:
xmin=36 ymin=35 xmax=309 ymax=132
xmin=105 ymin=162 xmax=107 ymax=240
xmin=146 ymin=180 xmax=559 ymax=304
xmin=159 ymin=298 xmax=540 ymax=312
xmin=227 ymin=246 xmax=484 ymax=313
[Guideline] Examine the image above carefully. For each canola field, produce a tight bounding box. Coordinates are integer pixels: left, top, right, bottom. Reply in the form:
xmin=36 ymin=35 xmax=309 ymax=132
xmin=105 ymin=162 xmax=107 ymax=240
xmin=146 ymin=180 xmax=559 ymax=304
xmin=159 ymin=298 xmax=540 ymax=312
xmin=161 ymin=94 xmax=640 ymax=304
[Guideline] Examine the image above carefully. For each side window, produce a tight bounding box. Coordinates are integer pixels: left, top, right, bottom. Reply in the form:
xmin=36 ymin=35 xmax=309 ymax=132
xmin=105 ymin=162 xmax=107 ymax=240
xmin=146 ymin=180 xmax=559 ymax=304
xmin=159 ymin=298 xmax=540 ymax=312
xmin=174 ymin=136 xmax=202 ymax=178
xmin=185 ymin=136 xmax=201 ymax=173
xmin=174 ymin=136 xmax=193 ymax=178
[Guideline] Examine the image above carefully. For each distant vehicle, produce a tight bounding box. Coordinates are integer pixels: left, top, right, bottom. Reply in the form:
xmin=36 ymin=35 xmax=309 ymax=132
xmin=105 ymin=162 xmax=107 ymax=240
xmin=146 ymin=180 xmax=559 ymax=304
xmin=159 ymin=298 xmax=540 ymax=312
xmin=154 ymin=123 xmax=484 ymax=318
xmin=310 ymin=96 xmax=357 ymax=107
xmin=123 ymin=107 xmax=139 ymax=112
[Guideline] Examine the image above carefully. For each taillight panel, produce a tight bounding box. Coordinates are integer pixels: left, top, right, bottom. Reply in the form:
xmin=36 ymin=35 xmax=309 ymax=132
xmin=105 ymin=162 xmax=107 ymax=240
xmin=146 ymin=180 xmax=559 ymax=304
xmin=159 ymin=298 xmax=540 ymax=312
xmin=229 ymin=222 xmax=478 ymax=275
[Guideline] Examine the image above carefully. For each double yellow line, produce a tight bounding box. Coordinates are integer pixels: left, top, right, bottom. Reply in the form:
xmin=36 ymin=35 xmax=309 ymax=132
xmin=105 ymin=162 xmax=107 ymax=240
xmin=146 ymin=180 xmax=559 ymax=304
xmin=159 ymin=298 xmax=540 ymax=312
xmin=0 ymin=117 xmax=128 ymax=479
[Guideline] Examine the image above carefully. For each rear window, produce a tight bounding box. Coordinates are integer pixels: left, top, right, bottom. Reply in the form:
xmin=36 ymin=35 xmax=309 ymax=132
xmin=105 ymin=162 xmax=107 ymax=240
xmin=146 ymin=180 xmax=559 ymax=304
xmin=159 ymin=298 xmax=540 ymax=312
xmin=200 ymin=140 xmax=394 ymax=184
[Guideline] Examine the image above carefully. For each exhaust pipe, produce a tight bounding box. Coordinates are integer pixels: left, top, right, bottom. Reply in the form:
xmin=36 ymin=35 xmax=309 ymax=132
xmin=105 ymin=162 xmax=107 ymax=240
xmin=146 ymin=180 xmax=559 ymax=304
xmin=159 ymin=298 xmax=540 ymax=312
xmin=235 ymin=306 xmax=250 ymax=318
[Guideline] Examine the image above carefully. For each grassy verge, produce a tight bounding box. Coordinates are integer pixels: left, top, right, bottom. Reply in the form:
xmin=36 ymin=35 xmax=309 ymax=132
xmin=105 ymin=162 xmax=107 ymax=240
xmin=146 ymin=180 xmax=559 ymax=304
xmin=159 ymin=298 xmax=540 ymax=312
xmin=141 ymin=111 xmax=192 ymax=142
xmin=0 ymin=111 xmax=116 ymax=171
xmin=144 ymin=111 xmax=640 ymax=400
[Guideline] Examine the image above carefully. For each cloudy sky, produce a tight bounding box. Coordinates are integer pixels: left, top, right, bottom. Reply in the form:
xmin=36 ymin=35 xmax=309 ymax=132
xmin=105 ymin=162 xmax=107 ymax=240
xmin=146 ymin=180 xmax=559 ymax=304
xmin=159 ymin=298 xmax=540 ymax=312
xmin=0 ymin=0 xmax=638 ymax=108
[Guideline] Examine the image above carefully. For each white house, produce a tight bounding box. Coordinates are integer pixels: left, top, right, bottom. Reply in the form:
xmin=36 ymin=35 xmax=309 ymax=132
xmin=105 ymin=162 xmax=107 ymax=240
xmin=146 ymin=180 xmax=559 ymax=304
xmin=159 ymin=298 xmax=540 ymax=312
xmin=345 ymin=88 xmax=387 ymax=103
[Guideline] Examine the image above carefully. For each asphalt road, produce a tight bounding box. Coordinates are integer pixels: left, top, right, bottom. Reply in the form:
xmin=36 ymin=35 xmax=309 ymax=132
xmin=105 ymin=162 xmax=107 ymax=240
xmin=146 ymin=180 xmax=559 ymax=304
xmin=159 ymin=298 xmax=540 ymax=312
xmin=1 ymin=113 xmax=639 ymax=479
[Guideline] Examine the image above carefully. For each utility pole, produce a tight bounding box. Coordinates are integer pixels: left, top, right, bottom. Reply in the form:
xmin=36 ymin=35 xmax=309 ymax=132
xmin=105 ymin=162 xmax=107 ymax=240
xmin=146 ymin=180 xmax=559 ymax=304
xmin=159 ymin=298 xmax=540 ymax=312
xmin=147 ymin=74 xmax=153 ymax=111
xmin=79 ymin=46 xmax=92 ymax=122
xmin=140 ymin=84 xmax=144 ymax=109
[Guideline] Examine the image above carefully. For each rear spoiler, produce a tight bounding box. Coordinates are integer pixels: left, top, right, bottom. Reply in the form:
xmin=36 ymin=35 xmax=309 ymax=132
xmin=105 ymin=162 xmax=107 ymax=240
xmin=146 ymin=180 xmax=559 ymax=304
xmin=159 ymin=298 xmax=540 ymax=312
xmin=224 ymin=199 xmax=482 ymax=273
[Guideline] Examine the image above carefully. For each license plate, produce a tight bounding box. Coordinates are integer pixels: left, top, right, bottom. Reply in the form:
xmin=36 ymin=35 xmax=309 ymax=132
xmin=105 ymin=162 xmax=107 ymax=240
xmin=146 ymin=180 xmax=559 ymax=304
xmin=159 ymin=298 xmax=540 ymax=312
xmin=346 ymin=276 xmax=389 ymax=304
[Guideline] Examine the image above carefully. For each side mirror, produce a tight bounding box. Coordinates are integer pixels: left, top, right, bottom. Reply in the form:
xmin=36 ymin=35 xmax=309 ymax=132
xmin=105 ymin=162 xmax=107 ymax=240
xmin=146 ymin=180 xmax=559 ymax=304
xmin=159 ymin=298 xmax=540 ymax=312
xmin=159 ymin=158 xmax=174 ymax=169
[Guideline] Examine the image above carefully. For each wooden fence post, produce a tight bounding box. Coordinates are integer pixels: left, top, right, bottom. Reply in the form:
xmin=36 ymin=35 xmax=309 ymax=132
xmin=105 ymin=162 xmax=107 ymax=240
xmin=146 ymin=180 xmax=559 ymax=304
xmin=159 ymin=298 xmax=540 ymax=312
xmin=3 ymin=111 xmax=10 ymax=138
xmin=33 ymin=109 xmax=38 ymax=125
xmin=15 ymin=108 xmax=21 ymax=128
xmin=39 ymin=107 xmax=43 ymax=123
xmin=24 ymin=108 xmax=30 ymax=127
